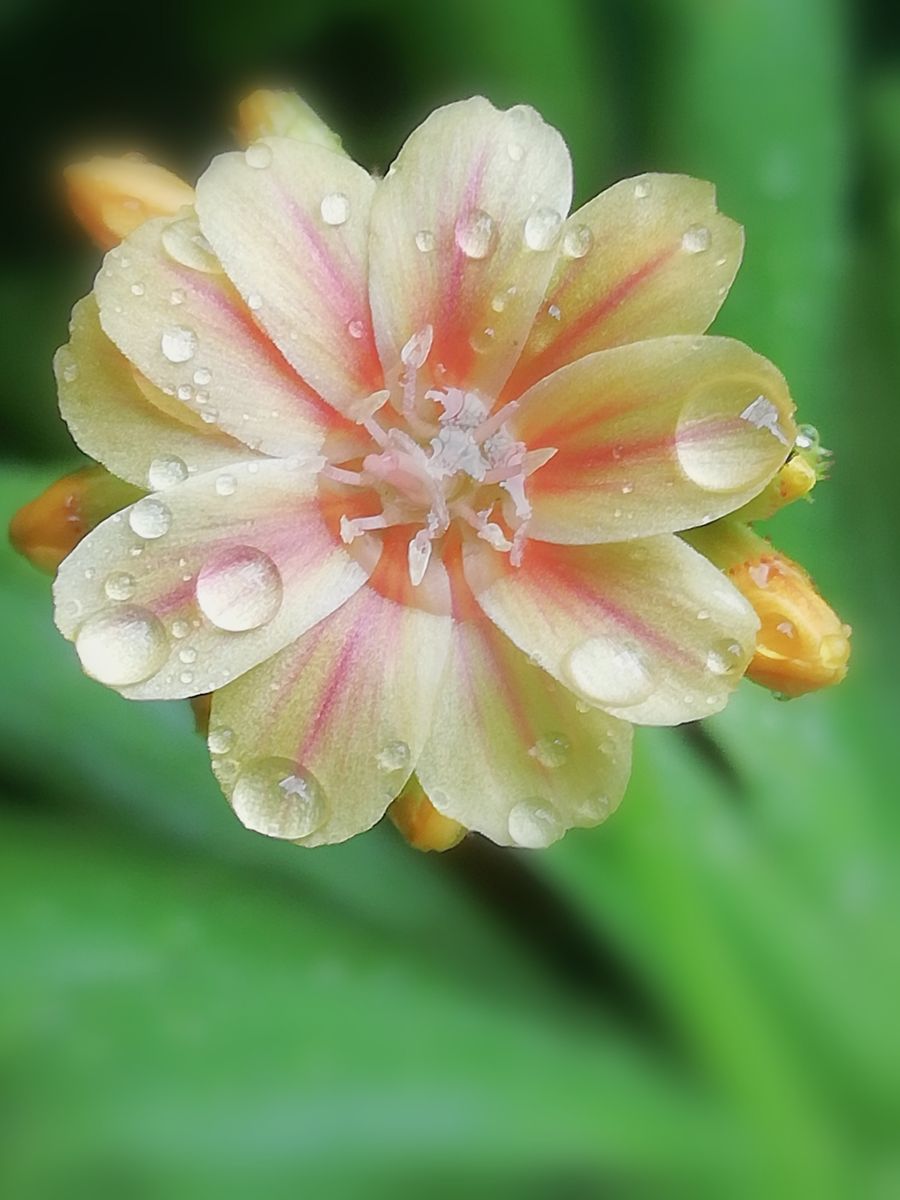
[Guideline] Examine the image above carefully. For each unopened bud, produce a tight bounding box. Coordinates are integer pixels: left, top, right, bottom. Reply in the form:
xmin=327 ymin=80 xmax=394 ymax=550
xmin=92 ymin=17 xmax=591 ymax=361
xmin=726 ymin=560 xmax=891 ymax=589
xmin=236 ymin=89 xmax=344 ymax=153
xmin=389 ymin=776 xmax=466 ymax=852
xmin=9 ymin=466 xmax=143 ymax=573
xmin=64 ymin=155 xmax=194 ymax=249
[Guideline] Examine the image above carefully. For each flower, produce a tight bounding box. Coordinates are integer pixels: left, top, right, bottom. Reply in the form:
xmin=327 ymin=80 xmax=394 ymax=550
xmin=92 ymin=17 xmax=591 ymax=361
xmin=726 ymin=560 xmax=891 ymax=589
xmin=40 ymin=96 xmax=803 ymax=848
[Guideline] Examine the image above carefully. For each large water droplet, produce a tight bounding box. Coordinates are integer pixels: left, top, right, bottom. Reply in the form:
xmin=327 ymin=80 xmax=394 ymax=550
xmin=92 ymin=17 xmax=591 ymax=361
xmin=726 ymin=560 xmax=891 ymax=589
xmin=320 ymin=192 xmax=350 ymax=226
xmin=529 ymin=733 xmax=571 ymax=769
xmin=161 ymin=326 xmax=197 ymax=363
xmin=563 ymin=638 xmax=654 ymax=707
xmin=508 ymin=799 xmax=564 ymax=848
xmin=75 ymin=606 xmax=168 ymax=686
xmin=523 ymin=206 xmax=563 ymax=251
xmin=562 ymin=223 xmax=593 ymax=258
xmin=676 ymin=383 xmax=786 ymax=491
xmin=195 ymin=546 xmax=283 ymax=631
xmin=148 ymin=454 xmax=188 ymax=490
xmin=128 ymin=497 xmax=172 ymax=539
xmin=244 ymin=141 xmax=273 ymax=169
xmin=231 ymin=757 xmax=327 ymax=839
xmin=706 ymin=638 xmax=745 ymax=676
xmin=682 ymin=224 xmax=711 ymax=254
xmin=455 ymin=209 xmax=497 ymax=260
xmin=104 ymin=571 xmax=136 ymax=602
xmin=376 ymin=740 xmax=411 ymax=773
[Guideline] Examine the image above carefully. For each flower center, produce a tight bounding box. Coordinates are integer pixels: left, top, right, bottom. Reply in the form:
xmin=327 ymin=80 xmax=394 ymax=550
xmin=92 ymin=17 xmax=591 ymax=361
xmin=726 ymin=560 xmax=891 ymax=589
xmin=323 ymin=326 xmax=555 ymax=586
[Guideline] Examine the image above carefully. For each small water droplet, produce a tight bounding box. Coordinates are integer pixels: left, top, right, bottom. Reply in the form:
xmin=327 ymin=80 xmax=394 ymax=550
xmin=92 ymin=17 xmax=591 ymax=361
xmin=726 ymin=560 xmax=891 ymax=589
xmin=320 ymin=191 xmax=350 ymax=226
xmin=244 ymin=141 xmax=273 ymax=169
xmin=104 ymin=571 xmax=136 ymax=601
xmin=414 ymin=229 xmax=435 ymax=253
xmin=200 ymin=408 xmax=218 ymax=424
xmin=795 ymin=423 xmax=819 ymax=452
xmin=161 ymin=326 xmax=197 ymax=363
xmin=215 ymin=473 xmax=237 ymax=497
xmin=562 ymin=223 xmax=593 ymax=258
xmin=490 ymin=293 xmax=508 ymax=313
xmin=682 ymin=224 xmax=711 ymax=254
xmin=176 ymin=384 xmax=193 ymax=402
xmin=171 ymin=619 xmax=191 ymax=639
xmin=193 ymin=367 xmax=212 ymax=386
xmin=400 ymin=325 xmax=433 ymax=369
xmin=347 ymin=318 xmax=365 ymax=339
xmin=523 ymin=206 xmax=563 ymax=251
xmin=128 ymin=497 xmax=172 ymax=540
xmin=231 ymin=757 xmax=327 ymax=839
xmin=376 ymin=740 xmax=411 ymax=773
xmin=178 ymin=646 xmax=197 ymax=664
xmin=633 ymin=179 xmax=651 ymax=199
xmin=62 ymin=361 xmax=79 ymax=383
xmin=508 ymin=799 xmax=564 ymax=849
xmin=529 ymin=733 xmax=571 ymax=769
xmin=208 ymin=726 xmax=235 ymax=756
xmin=455 ymin=209 xmax=497 ymax=259
xmin=507 ymin=141 xmax=524 ymax=161
xmin=130 ymin=282 xmax=145 ymax=296
xmin=706 ymin=638 xmax=745 ymax=676
xmin=564 ymin=638 xmax=654 ymax=707
xmin=195 ymin=546 xmax=283 ymax=631
xmin=247 ymin=293 xmax=263 ymax=311
xmin=147 ymin=455 xmax=188 ymax=490
xmin=75 ymin=606 xmax=168 ymax=686
xmin=179 ymin=670 xmax=194 ymax=685
xmin=547 ymin=303 xmax=561 ymax=321
xmin=83 ymin=567 xmax=96 ymax=580
xmin=170 ymin=288 xmax=185 ymax=306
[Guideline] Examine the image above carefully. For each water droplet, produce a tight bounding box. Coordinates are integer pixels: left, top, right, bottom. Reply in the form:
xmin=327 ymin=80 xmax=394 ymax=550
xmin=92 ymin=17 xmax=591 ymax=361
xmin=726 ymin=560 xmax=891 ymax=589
xmin=682 ymin=224 xmax=711 ymax=254
xmin=193 ymin=367 xmax=212 ymax=386
xmin=320 ymin=191 xmax=350 ymax=226
xmin=208 ymin=726 xmax=235 ymax=756
xmin=508 ymin=799 xmax=564 ymax=849
xmin=524 ymin=206 xmax=563 ymax=251
xmin=170 ymin=288 xmax=185 ymax=305
xmin=244 ymin=141 xmax=273 ymax=169
xmin=706 ymin=638 xmax=745 ymax=676
xmin=176 ymin=384 xmax=193 ymax=402
xmin=562 ymin=223 xmax=593 ymax=258
xmin=795 ymin=423 xmax=819 ymax=451
xmin=104 ymin=571 xmax=136 ymax=602
xmin=178 ymin=646 xmax=197 ymax=664
xmin=529 ymin=733 xmax=571 ymax=769
xmin=376 ymin=740 xmax=411 ymax=773
xmin=231 ymin=757 xmax=327 ymax=839
xmin=130 ymin=282 xmax=145 ymax=296
xmin=547 ymin=303 xmax=562 ymax=321
xmin=347 ymin=318 xmax=365 ymax=339
xmin=469 ymin=327 xmax=496 ymax=354
xmin=62 ymin=361 xmax=79 ymax=383
xmin=200 ymin=408 xmax=218 ymax=424
xmin=414 ymin=229 xmax=435 ymax=253
xmin=128 ymin=497 xmax=172 ymax=539
xmin=171 ymin=619 xmax=191 ymax=639
xmin=564 ymin=638 xmax=654 ymax=708
xmin=490 ymin=293 xmax=508 ymax=313
xmin=195 ymin=546 xmax=283 ymax=631
xmin=507 ymin=141 xmax=525 ymax=162
xmin=161 ymin=325 xmax=197 ymax=363
xmin=697 ymin=609 xmax=710 ymax=621
xmin=147 ymin=455 xmax=188 ymax=490
xmin=75 ymin=606 xmax=168 ymax=686
xmin=215 ymin=473 xmax=237 ymax=497
xmin=633 ymin=179 xmax=651 ymax=199
xmin=247 ymin=293 xmax=263 ymax=311
xmin=161 ymin=220 xmax=221 ymax=273
xmin=400 ymin=325 xmax=433 ymax=369
xmin=455 ymin=209 xmax=496 ymax=260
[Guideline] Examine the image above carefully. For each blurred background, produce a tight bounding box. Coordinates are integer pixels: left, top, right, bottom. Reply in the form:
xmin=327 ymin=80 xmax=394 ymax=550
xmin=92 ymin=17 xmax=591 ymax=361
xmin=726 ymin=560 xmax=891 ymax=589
xmin=1 ymin=0 xmax=898 ymax=1195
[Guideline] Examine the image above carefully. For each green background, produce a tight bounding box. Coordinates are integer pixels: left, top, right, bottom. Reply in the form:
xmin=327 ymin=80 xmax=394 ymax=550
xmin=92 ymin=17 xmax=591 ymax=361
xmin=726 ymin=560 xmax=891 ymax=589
xmin=1 ymin=0 xmax=898 ymax=1195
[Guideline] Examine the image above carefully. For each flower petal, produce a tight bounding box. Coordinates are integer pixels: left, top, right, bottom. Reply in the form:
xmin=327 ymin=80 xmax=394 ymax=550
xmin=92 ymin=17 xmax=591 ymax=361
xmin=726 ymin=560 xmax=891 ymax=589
xmin=57 ymin=296 xmax=259 ymax=488
xmin=464 ymin=534 xmax=758 ymax=725
xmin=511 ymin=336 xmax=795 ymax=543
xmin=195 ymin=138 xmax=384 ymax=414
xmin=415 ymin=600 xmax=632 ymax=848
xmin=95 ymin=215 xmax=348 ymax=458
xmin=503 ymin=174 xmax=743 ymax=399
xmin=208 ymin=555 xmax=451 ymax=847
xmin=368 ymin=98 xmax=572 ymax=397
xmin=54 ymin=459 xmax=373 ymax=700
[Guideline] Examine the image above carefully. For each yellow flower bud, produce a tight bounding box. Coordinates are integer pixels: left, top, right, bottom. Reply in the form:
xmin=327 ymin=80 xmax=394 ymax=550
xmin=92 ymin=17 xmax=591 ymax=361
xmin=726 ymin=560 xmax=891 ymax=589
xmin=63 ymin=155 xmax=194 ymax=249
xmin=389 ymin=777 xmax=466 ymax=852
xmin=730 ymin=452 xmax=818 ymax=523
xmin=9 ymin=466 xmax=142 ymax=574
xmin=236 ymin=89 xmax=344 ymax=152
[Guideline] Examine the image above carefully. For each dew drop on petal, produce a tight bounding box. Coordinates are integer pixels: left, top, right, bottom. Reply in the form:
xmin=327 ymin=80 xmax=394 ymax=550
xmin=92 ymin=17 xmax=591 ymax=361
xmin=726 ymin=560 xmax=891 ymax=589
xmin=529 ymin=733 xmax=571 ymax=769
xmin=507 ymin=141 xmax=525 ymax=162
xmin=455 ymin=209 xmax=497 ymax=260
xmin=193 ymin=367 xmax=212 ymax=386
xmin=347 ymin=318 xmax=365 ymax=339
xmin=178 ymin=646 xmax=197 ymax=664
xmin=103 ymin=571 xmax=136 ymax=602
xmin=523 ymin=206 xmax=563 ymax=251
xmin=562 ymin=223 xmax=593 ymax=258
xmin=563 ymin=638 xmax=654 ymax=708
xmin=400 ymin=325 xmax=433 ymax=369
xmin=244 ymin=141 xmax=273 ymax=169
xmin=62 ymin=361 xmax=79 ymax=383
xmin=171 ymin=619 xmax=191 ymax=639
xmin=633 ymin=178 xmax=651 ymax=199
xmin=208 ymin=726 xmax=235 ymax=756
xmin=247 ymin=293 xmax=263 ymax=311
xmin=577 ymin=794 xmax=612 ymax=823
xmin=682 ymin=224 xmax=711 ymax=254
xmin=161 ymin=221 xmax=221 ymax=273
xmin=231 ymin=757 xmax=327 ymax=839
xmin=161 ymin=326 xmax=197 ymax=363
xmin=130 ymin=282 xmax=145 ymax=296
xmin=128 ymin=497 xmax=172 ymax=539
xmin=148 ymin=454 xmax=188 ymax=490
xmin=376 ymin=740 xmax=411 ymax=773
xmin=215 ymin=473 xmax=237 ymax=497
xmin=75 ymin=606 xmax=168 ymax=686
xmin=508 ymin=798 xmax=564 ymax=848
xmin=195 ymin=546 xmax=283 ymax=632
xmin=415 ymin=229 xmax=435 ymax=253
xmin=706 ymin=638 xmax=745 ymax=676
xmin=320 ymin=191 xmax=350 ymax=226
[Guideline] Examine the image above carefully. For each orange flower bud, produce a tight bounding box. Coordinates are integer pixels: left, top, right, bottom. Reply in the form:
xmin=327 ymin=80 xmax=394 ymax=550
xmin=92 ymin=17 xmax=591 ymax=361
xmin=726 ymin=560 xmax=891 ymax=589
xmin=389 ymin=777 xmax=466 ymax=852
xmin=236 ymin=89 xmax=343 ymax=152
xmin=64 ymin=155 xmax=194 ymax=249
xmin=9 ymin=466 xmax=143 ymax=574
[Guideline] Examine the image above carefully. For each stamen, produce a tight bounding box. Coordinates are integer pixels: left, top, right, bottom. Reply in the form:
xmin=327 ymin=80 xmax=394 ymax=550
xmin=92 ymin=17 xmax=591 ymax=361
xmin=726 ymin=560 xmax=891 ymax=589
xmin=408 ymin=529 xmax=433 ymax=586
xmin=322 ymin=464 xmax=367 ymax=487
xmin=475 ymin=400 xmax=519 ymax=442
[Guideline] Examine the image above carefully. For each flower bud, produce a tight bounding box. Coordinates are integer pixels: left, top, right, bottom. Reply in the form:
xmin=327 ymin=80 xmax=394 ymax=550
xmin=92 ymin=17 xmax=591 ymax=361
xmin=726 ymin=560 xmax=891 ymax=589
xmin=389 ymin=776 xmax=466 ymax=852
xmin=9 ymin=466 xmax=143 ymax=573
xmin=236 ymin=89 xmax=344 ymax=153
xmin=64 ymin=155 xmax=194 ymax=249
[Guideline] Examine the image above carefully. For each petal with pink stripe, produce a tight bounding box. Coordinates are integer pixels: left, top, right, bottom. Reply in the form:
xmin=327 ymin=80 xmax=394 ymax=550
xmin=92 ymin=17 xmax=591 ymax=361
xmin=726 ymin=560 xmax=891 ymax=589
xmin=510 ymin=336 xmax=795 ymax=543
xmin=415 ymin=602 xmax=632 ymax=848
xmin=503 ymin=174 xmax=743 ymax=400
xmin=57 ymin=296 xmax=260 ymax=489
xmin=368 ymin=98 xmax=572 ymax=398
xmin=195 ymin=138 xmax=384 ymax=415
xmin=95 ymin=215 xmax=349 ymax=459
xmin=464 ymin=534 xmax=758 ymax=725
xmin=54 ymin=459 xmax=373 ymax=700
xmin=208 ymin=562 xmax=451 ymax=846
